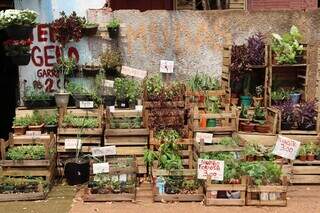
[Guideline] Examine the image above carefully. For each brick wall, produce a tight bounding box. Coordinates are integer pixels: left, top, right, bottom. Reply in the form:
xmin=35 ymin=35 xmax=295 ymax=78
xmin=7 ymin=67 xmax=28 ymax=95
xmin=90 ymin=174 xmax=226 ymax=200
xmin=247 ymin=0 xmax=318 ymax=11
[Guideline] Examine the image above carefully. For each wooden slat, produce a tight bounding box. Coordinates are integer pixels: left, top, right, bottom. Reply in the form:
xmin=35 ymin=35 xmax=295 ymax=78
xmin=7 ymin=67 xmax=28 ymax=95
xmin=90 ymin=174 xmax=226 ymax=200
xmin=206 ymin=198 xmax=245 ymax=206
xmin=246 ymin=200 xmax=287 ymax=206
xmin=105 ymin=136 xmax=147 ymax=146
xmin=2 ymin=168 xmax=51 ymax=177
xmin=1 ymin=160 xmax=50 ymax=167
xmin=292 ymin=166 xmax=320 ymax=174
xmin=105 ymin=128 xmax=149 ymax=136
xmin=83 ymin=193 xmax=135 ymax=202
xmin=152 ymin=169 xmax=196 ymax=176
xmin=247 ymin=186 xmax=287 ymax=193
xmin=0 ymin=192 xmax=47 ymax=202
xmin=153 ymin=194 xmax=203 ymax=202
xmin=291 ymin=175 xmax=320 ymax=184
xmin=58 ymin=128 xmax=103 ymax=135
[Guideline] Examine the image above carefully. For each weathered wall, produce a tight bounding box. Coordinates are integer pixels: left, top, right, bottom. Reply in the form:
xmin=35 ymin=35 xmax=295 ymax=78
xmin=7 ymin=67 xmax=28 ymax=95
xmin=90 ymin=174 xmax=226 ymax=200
xmin=87 ymin=9 xmax=319 ymax=81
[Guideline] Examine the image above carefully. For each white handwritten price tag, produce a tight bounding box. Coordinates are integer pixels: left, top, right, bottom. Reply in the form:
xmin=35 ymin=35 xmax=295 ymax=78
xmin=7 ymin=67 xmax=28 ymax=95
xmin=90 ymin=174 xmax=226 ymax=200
xmin=135 ymin=105 xmax=143 ymax=112
xmin=109 ymin=106 xmax=115 ymax=112
xmin=104 ymin=80 xmax=114 ymax=88
xmin=79 ymin=101 xmax=94 ymax=109
xmin=93 ymin=162 xmax=109 ymax=174
xmin=26 ymin=131 xmax=42 ymax=136
xmin=195 ymin=132 xmax=213 ymax=144
xmin=64 ymin=139 xmax=82 ymax=150
xmin=197 ymin=159 xmax=224 ymax=181
xmin=160 ymin=60 xmax=174 ymax=73
xmin=91 ymin=146 xmax=117 ymax=157
xmin=272 ymin=135 xmax=301 ymax=160
xmin=121 ymin=66 xmax=147 ymax=79
xmin=119 ymin=174 xmax=127 ymax=182
xmin=112 ymin=175 xmax=119 ymax=181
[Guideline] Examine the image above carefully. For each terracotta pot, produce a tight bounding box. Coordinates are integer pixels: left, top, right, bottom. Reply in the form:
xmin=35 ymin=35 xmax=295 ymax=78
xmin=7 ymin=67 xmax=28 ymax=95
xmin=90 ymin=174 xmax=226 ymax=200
xmin=28 ymin=123 xmax=45 ymax=133
xmin=198 ymin=95 xmax=205 ymax=103
xmin=246 ymin=156 xmax=255 ymax=162
xmin=240 ymin=122 xmax=255 ymax=132
xmin=253 ymin=97 xmax=263 ymax=107
xmin=231 ymin=97 xmax=239 ymax=106
xmin=255 ymin=124 xmax=271 ymax=133
xmin=307 ymin=154 xmax=315 ymax=161
xmin=13 ymin=126 xmax=27 ymax=135
xmin=299 ymin=155 xmax=307 ymax=161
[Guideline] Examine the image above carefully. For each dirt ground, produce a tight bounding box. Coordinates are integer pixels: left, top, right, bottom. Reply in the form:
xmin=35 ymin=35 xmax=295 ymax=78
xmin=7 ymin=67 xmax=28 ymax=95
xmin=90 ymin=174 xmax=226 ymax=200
xmin=0 ymin=184 xmax=320 ymax=213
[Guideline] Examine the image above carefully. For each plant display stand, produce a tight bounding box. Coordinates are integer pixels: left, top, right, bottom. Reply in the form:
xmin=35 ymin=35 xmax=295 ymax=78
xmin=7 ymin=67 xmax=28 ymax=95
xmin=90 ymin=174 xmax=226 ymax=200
xmin=57 ymin=107 xmax=103 ymax=175
xmin=0 ymin=133 xmax=56 ymax=201
xmin=83 ymin=158 xmax=137 ymax=202
xmin=237 ymin=107 xmax=278 ymax=135
xmin=291 ymin=160 xmax=320 ymax=184
xmin=246 ymin=176 xmax=288 ymax=206
xmin=205 ymin=176 xmax=246 ymax=206
xmin=186 ymin=90 xmax=230 ymax=111
xmin=105 ymin=108 xmax=148 ymax=176
xmin=151 ymin=167 xmax=204 ymax=202
xmin=229 ymin=0 xmax=246 ymax=10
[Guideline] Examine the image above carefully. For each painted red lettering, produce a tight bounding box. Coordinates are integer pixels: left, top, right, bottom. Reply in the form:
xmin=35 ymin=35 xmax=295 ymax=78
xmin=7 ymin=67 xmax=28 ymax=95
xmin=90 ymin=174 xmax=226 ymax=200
xmin=68 ymin=47 xmax=79 ymax=62
xmin=31 ymin=46 xmax=44 ymax=66
xmin=44 ymin=45 xmax=56 ymax=66
xmin=37 ymin=24 xmax=48 ymax=42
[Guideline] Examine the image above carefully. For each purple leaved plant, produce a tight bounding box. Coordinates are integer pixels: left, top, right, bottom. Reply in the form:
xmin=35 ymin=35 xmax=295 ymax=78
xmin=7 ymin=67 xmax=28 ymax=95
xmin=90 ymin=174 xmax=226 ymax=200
xmin=247 ymin=33 xmax=265 ymax=65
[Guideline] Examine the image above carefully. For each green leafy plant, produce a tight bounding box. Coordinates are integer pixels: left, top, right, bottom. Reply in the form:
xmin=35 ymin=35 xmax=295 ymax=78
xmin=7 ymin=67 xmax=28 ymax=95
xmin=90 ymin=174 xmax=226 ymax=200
xmin=188 ymin=73 xmax=220 ymax=91
xmin=23 ymin=87 xmax=52 ymax=101
xmin=63 ymin=114 xmax=98 ymax=128
xmin=114 ymin=77 xmax=141 ymax=104
xmin=0 ymin=9 xmax=38 ymax=28
xmin=271 ymin=25 xmax=304 ymax=64
xmin=206 ymin=97 xmax=220 ymax=113
xmin=144 ymin=75 xmax=163 ymax=100
xmin=54 ymin=57 xmax=78 ymax=76
xmin=155 ymin=129 xmax=181 ymax=144
xmin=305 ymin=143 xmax=315 ymax=155
xmin=243 ymin=143 xmax=258 ymax=157
xmin=7 ymin=145 xmax=45 ymax=160
xmin=13 ymin=116 xmax=31 ymax=127
xmin=271 ymin=88 xmax=289 ymax=102
xmin=100 ymin=50 xmax=122 ymax=72
xmin=253 ymin=105 xmax=266 ymax=124
xmin=298 ymin=144 xmax=307 ymax=156
xmin=43 ymin=112 xmax=58 ymax=126
xmin=239 ymin=104 xmax=248 ymax=119
xmin=82 ymin=21 xmax=98 ymax=28
xmin=106 ymin=18 xmax=120 ymax=29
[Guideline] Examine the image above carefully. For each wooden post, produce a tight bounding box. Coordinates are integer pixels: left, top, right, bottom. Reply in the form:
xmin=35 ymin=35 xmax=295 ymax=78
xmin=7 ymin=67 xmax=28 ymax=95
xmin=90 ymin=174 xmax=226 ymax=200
xmin=0 ymin=139 xmax=5 ymax=161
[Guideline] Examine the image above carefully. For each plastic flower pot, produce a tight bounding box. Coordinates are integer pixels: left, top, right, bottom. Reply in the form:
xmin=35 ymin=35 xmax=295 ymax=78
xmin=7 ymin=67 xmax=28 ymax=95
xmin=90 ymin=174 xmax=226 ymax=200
xmin=28 ymin=123 xmax=45 ymax=133
xmin=289 ymin=93 xmax=301 ymax=104
xmin=13 ymin=126 xmax=27 ymax=135
xmin=44 ymin=125 xmax=57 ymax=134
xmin=72 ymin=94 xmax=92 ymax=108
xmin=10 ymin=54 xmax=31 ymax=65
xmin=5 ymin=25 xmax=34 ymax=39
xmin=23 ymin=98 xmax=55 ymax=108
xmin=82 ymin=25 xmax=98 ymax=37
xmin=246 ymin=155 xmax=255 ymax=162
xmin=299 ymin=155 xmax=307 ymax=161
xmin=116 ymin=99 xmax=129 ymax=108
xmin=255 ymin=124 xmax=271 ymax=133
xmin=307 ymin=154 xmax=315 ymax=161
xmin=206 ymin=119 xmax=217 ymax=127
xmin=198 ymin=95 xmax=205 ymax=103
xmin=240 ymin=96 xmax=251 ymax=108
xmin=64 ymin=159 xmax=90 ymax=186
xmin=200 ymin=115 xmax=207 ymax=128
xmin=55 ymin=92 xmax=70 ymax=108
xmin=103 ymin=95 xmax=116 ymax=106
xmin=230 ymin=97 xmax=239 ymax=106
xmin=240 ymin=122 xmax=255 ymax=132
xmin=108 ymin=27 xmax=119 ymax=39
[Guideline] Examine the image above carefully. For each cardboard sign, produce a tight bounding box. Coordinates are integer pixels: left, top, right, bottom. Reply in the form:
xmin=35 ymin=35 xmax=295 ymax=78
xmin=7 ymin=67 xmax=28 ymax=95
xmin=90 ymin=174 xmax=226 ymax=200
xmin=160 ymin=60 xmax=174 ymax=73
xmin=195 ymin=132 xmax=213 ymax=144
xmin=64 ymin=139 xmax=82 ymax=150
xmin=93 ymin=162 xmax=110 ymax=174
xmin=26 ymin=131 xmax=42 ymax=136
xmin=121 ymin=66 xmax=147 ymax=79
xmin=91 ymin=146 xmax=117 ymax=157
xmin=197 ymin=159 xmax=224 ymax=181
xmin=109 ymin=106 xmax=115 ymax=112
xmin=79 ymin=101 xmax=94 ymax=109
xmin=272 ymin=135 xmax=301 ymax=160
xmin=104 ymin=80 xmax=114 ymax=88
xmin=135 ymin=105 xmax=143 ymax=112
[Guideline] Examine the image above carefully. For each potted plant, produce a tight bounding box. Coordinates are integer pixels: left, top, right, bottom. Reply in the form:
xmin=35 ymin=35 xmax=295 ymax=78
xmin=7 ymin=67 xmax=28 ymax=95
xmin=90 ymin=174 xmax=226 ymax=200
xmin=100 ymin=50 xmax=122 ymax=79
xmin=205 ymin=97 xmax=220 ymax=127
xmin=0 ymin=9 xmax=38 ymax=39
xmin=230 ymin=93 xmax=239 ymax=106
xmin=316 ymin=147 xmax=320 ymax=161
xmin=28 ymin=111 xmax=45 ymax=132
xmin=276 ymin=101 xmax=295 ymax=130
xmin=82 ymin=63 xmax=101 ymax=77
xmin=253 ymin=85 xmax=263 ymax=107
xmin=298 ymin=145 xmax=307 ymax=161
xmin=239 ymin=105 xmax=255 ymax=132
xmin=81 ymin=21 xmax=98 ymax=37
xmin=271 ymin=88 xmax=288 ymax=106
xmin=253 ymin=105 xmax=270 ymax=133
xmin=306 ymin=143 xmax=315 ymax=161
xmin=3 ymin=38 xmax=32 ymax=65
xmin=289 ymin=88 xmax=302 ymax=104
xmin=66 ymin=82 xmax=93 ymax=108
xmin=296 ymin=101 xmax=316 ymax=131
xmin=114 ymin=78 xmax=141 ymax=109
xmin=23 ymin=87 xmax=55 ymax=108
xmin=243 ymin=144 xmax=257 ymax=161
xmin=271 ymin=25 xmax=304 ymax=64
xmin=106 ymin=18 xmax=120 ymax=39
xmin=12 ymin=116 xmax=30 ymax=135
xmin=43 ymin=112 xmax=58 ymax=134
xmin=54 ymin=57 xmax=78 ymax=108
xmin=50 ymin=11 xmax=84 ymax=47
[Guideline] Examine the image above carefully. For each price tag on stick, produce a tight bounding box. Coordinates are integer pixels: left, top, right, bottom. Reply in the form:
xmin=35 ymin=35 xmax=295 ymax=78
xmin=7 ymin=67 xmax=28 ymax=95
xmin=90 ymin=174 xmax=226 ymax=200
xmin=93 ymin=162 xmax=109 ymax=174
xmin=65 ymin=139 xmax=82 ymax=150
xmin=197 ymin=159 xmax=224 ymax=181
xmin=121 ymin=66 xmax=147 ymax=79
xmin=80 ymin=101 xmax=94 ymax=109
xmin=195 ymin=133 xmax=213 ymax=144
xmin=272 ymin=135 xmax=301 ymax=160
xmin=160 ymin=60 xmax=174 ymax=73
xmin=91 ymin=146 xmax=117 ymax=157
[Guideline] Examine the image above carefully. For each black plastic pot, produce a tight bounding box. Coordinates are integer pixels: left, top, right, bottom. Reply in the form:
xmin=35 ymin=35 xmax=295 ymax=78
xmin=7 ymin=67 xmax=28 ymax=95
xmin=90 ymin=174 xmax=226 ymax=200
xmin=5 ymin=25 xmax=34 ymax=39
xmin=23 ymin=98 xmax=55 ymax=108
xmin=10 ymin=54 xmax=31 ymax=65
xmin=105 ymin=68 xmax=121 ymax=79
xmin=44 ymin=125 xmax=57 ymax=134
xmin=116 ymin=99 xmax=129 ymax=108
xmin=82 ymin=26 xmax=98 ymax=36
xmin=72 ymin=94 xmax=92 ymax=108
xmin=164 ymin=183 xmax=180 ymax=194
xmin=281 ymin=122 xmax=293 ymax=130
xmin=107 ymin=27 xmax=119 ymax=39
xmin=103 ymin=95 xmax=116 ymax=106
xmin=295 ymin=55 xmax=304 ymax=64
xmin=64 ymin=160 xmax=90 ymax=186
xmin=82 ymin=66 xmax=100 ymax=77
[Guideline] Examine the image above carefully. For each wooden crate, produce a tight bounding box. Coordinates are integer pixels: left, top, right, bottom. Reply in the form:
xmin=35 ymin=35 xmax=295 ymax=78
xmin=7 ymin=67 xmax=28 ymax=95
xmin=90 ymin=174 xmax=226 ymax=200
xmin=83 ymin=158 xmax=137 ymax=202
xmin=205 ymin=176 xmax=246 ymax=206
xmin=237 ymin=107 xmax=278 ymax=135
xmin=105 ymin=108 xmax=148 ymax=175
xmin=229 ymin=0 xmax=246 ymax=9
xmin=291 ymin=160 xmax=320 ymax=184
xmin=186 ymin=90 xmax=230 ymax=111
xmin=276 ymin=104 xmax=320 ymax=135
xmin=189 ymin=106 xmax=237 ymax=134
xmin=246 ymin=176 xmax=288 ymax=206
xmin=57 ymin=107 xmax=103 ymax=175
xmin=149 ymin=130 xmax=193 ymax=169
xmin=151 ymin=167 xmax=204 ymax=202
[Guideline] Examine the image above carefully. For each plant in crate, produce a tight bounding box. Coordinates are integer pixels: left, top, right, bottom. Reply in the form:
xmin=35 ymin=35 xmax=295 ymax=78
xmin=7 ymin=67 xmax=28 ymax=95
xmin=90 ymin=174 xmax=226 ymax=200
xmin=276 ymin=101 xmax=295 ymax=130
xmin=114 ymin=77 xmax=141 ymax=108
xmin=106 ymin=18 xmax=120 ymax=39
xmin=81 ymin=21 xmax=99 ymax=37
xmin=271 ymin=25 xmax=304 ymax=64
xmin=3 ymin=38 xmax=32 ymax=65
xmin=305 ymin=143 xmax=316 ymax=161
xmin=253 ymin=105 xmax=270 ymax=133
xmin=316 ymin=146 xmax=320 ymax=161
xmin=144 ymin=74 xmax=164 ymax=101
xmin=243 ymin=143 xmax=258 ymax=161
xmin=0 ymin=9 xmax=38 ymax=39
xmin=271 ymin=88 xmax=289 ymax=106
xmin=66 ymin=81 xmax=92 ymax=108
xmin=100 ymin=50 xmax=122 ymax=79
xmin=23 ymin=87 xmax=55 ymax=108
xmin=43 ymin=112 xmax=58 ymax=134
xmin=239 ymin=105 xmax=255 ymax=132
xmin=205 ymin=97 xmax=220 ymax=127
xmin=253 ymin=85 xmax=263 ymax=107
xmin=295 ymin=101 xmax=317 ymax=131
xmin=12 ymin=116 xmax=31 ymax=135
xmin=28 ymin=110 xmax=45 ymax=132
xmin=247 ymin=33 xmax=265 ymax=66
xmin=0 ymin=177 xmax=48 ymax=195
xmin=298 ymin=144 xmax=307 ymax=161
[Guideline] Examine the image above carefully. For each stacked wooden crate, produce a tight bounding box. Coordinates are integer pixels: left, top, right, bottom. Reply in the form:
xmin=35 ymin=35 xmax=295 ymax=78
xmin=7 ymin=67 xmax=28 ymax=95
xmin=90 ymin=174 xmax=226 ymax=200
xmin=105 ymin=108 xmax=148 ymax=176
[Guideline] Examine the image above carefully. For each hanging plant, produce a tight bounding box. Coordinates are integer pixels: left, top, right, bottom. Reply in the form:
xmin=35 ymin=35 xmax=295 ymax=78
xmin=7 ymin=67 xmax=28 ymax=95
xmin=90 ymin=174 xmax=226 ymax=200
xmin=50 ymin=11 xmax=84 ymax=47
xmin=3 ymin=38 xmax=32 ymax=65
